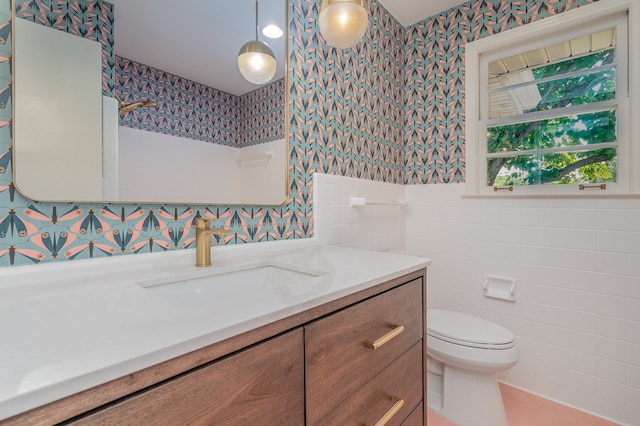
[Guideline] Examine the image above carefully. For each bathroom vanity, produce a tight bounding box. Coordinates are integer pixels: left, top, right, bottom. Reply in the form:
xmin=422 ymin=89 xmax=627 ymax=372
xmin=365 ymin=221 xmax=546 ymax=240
xmin=0 ymin=245 xmax=429 ymax=425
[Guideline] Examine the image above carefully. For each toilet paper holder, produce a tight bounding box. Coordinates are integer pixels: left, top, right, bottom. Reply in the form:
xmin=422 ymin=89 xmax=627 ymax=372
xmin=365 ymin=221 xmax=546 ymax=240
xmin=483 ymin=275 xmax=517 ymax=302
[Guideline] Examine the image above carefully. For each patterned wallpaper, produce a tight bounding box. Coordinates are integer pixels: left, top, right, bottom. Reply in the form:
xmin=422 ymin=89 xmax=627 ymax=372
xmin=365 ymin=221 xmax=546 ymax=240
xmin=0 ymin=0 xmax=406 ymax=267
xmin=403 ymin=0 xmax=597 ymax=184
xmin=0 ymin=0 xmax=598 ymax=267
xmin=118 ymin=56 xmax=284 ymax=148
xmin=289 ymin=0 xmax=406 ymax=184
xmin=15 ymin=0 xmax=114 ymax=95
xmin=238 ymin=78 xmax=285 ymax=147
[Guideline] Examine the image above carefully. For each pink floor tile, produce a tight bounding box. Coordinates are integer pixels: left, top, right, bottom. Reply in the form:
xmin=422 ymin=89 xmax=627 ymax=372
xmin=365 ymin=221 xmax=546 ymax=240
xmin=427 ymin=409 xmax=458 ymax=426
xmin=426 ymin=383 xmax=620 ymax=425
xmin=499 ymin=383 xmax=620 ymax=426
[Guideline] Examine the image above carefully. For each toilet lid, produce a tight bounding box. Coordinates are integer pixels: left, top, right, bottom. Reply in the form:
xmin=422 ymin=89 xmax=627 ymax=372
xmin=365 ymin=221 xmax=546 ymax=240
xmin=427 ymin=309 xmax=515 ymax=349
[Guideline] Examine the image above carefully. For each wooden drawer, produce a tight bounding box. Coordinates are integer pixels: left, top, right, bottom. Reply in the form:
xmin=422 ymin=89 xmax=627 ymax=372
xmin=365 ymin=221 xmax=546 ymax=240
xmin=305 ymin=279 xmax=423 ymax=424
xmin=312 ymin=342 xmax=423 ymax=426
xmin=402 ymin=401 xmax=424 ymax=426
xmin=69 ymin=329 xmax=304 ymax=426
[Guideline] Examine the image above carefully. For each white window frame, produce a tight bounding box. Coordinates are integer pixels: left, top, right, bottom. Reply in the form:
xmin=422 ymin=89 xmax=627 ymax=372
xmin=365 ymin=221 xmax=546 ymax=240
xmin=465 ymin=0 xmax=639 ymax=197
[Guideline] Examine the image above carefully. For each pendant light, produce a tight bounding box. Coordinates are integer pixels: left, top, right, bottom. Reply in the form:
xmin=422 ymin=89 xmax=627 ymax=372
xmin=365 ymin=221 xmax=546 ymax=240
xmin=318 ymin=0 xmax=368 ymax=49
xmin=238 ymin=0 xmax=277 ymax=85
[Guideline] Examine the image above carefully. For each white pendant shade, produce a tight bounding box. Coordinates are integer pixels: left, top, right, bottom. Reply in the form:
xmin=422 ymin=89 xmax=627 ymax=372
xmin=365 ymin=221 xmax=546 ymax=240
xmin=238 ymin=40 xmax=277 ymax=85
xmin=318 ymin=0 xmax=368 ymax=49
xmin=237 ymin=0 xmax=277 ymax=85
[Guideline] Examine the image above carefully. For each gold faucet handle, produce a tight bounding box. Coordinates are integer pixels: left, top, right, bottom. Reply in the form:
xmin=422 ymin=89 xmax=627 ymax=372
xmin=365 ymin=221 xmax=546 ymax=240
xmin=211 ymin=226 xmax=231 ymax=237
xmin=196 ymin=218 xmax=210 ymax=229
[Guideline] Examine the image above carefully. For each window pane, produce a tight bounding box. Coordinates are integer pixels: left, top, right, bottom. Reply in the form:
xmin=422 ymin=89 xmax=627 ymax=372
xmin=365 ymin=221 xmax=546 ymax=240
xmin=488 ymin=29 xmax=616 ymax=120
xmin=489 ymin=65 xmax=615 ymax=118
xmin=487 ymin=109 xmax=617 ymax=153
xmin=532 ymin=48 xmax=614 ymax=79
xmin=533 ymin=67 xmax=615 ymax=111
xmin=488 ymin=148 xmax=617 ymax=186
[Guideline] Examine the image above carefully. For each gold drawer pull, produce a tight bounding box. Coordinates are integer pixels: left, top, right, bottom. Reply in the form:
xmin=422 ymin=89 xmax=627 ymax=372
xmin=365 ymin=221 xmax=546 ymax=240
xmin=364 ymin=396 xmax=405 ymax=426
xmin=363 ymin=325 xmax=404 ymax=350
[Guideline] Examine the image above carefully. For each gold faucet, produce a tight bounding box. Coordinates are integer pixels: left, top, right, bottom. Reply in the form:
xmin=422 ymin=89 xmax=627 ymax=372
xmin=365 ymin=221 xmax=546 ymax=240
xmin=195 ymin=218 xmax=230 ymax=267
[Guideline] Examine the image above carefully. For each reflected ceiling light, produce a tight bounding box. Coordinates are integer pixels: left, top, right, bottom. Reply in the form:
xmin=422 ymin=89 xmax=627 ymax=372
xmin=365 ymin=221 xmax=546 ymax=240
xmin=318 ymin=0 xmax=368 ymax=49
xmin=262 ymin=24 xmax=284 ymax=39
xmin=238 ymin=0 xmax=277 ymax=85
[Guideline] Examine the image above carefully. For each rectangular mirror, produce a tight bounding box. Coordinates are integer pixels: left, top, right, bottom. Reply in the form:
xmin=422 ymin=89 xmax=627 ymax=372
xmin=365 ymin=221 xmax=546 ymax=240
xmin=12 ymin=0 xmax=288 ymax=205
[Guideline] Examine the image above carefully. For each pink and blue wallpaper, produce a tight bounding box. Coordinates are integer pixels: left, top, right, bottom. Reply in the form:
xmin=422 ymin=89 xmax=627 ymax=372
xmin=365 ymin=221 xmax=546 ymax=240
xmin=118 ymin=56 xmax=284 ymax=148
xmin=238 ymin=78 xmax=285 ymax=147
xmin=0 ymin=0 xmax=597 ymax=267
xmin=117 ymin=56 xmax=238 ymax=147
xmin=15 ymin=0 xmax=115 ymax=95
xmin=289 ymin=0 xmax=406 ymax=184
xmin=403 ymin=0 xmax=597 ymax=185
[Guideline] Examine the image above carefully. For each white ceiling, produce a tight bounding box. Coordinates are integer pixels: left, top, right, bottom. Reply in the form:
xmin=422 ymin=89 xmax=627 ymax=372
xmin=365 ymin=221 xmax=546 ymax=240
xmin=107 ymin=0 xmax=466 ymax=96
xmin=376 ymin=0 xmax=467 ymax=26
xmin=108 ymin=0 xmax=287 ymax=96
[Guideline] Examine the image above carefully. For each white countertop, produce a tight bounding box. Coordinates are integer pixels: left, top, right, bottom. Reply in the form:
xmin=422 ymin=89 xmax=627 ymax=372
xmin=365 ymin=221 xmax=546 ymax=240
xmin=0 ymin=241 xmax=430 ymax=421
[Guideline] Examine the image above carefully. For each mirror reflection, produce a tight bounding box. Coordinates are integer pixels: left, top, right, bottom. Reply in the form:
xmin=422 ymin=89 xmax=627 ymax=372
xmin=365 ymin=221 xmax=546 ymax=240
xmin=13 ymin=0 xmax=287 ymax=205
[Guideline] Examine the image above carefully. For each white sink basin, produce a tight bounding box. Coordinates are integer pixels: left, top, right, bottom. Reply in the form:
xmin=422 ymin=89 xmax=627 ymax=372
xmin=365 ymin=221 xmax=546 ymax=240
xmin=138 ymin=263 xmax=330 ymax=310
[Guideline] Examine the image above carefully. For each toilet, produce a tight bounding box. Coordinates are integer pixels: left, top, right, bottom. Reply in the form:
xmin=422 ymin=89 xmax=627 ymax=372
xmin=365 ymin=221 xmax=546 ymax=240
xmin=427 ymin=309 xmax=519 ymax=426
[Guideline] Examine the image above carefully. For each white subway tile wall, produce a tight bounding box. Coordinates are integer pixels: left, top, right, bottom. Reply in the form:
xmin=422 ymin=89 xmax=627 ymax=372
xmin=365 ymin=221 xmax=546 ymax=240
xmin=313 ymin=173 xmax=406 ymax=251
xmin=313 ymin=174 xmax=639 ymax=424
xmin=406 ymin=183 xmax=640 ymax=425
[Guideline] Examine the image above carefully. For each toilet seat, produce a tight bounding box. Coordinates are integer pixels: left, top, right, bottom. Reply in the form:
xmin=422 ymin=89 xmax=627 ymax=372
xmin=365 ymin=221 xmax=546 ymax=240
xmin=427 ymin=309 xmax=515 ymax=350
xmin=426 ymin=309 xmax=519 ymax=426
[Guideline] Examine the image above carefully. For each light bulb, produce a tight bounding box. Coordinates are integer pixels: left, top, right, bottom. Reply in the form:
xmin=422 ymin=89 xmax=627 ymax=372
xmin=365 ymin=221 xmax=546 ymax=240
xmin=238 ymin=40 xmax=277 ymax=85
xmin=318 ymin=0 xmax=368 ymax=49
xmin=237 ymin=0 xmax=278 ymax=85
xmin=262 ymin=24 xmax=284 ymax=39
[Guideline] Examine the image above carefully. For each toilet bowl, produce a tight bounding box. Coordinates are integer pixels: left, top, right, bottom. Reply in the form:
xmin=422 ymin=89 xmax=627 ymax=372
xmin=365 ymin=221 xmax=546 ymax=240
xmin=427 ymin=309 xmax=519 ymax=426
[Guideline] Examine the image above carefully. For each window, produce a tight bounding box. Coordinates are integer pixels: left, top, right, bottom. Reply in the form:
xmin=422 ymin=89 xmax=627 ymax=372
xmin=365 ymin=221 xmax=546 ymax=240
xmin=465 ymin=0 xmax=639 ymax=196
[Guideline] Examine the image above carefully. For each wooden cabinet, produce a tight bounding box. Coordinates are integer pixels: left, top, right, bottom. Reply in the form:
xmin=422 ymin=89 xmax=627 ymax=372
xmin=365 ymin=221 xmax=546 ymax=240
xmin=69 ymin=329 xmax=304 ymax=426
xmin=403 ymin=402 xmax=425 ymax=426
xmin=3 ymin=270 xmax=425 ymax=426
xmin=310 ymin=343 xmax=423 ymax=425
xmin=305 ymin=279 xmax=424 ymax=425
